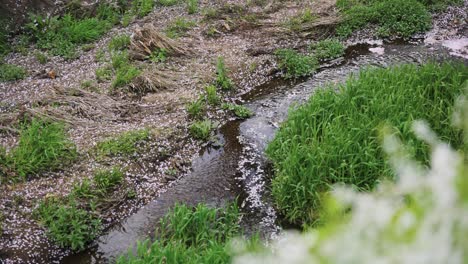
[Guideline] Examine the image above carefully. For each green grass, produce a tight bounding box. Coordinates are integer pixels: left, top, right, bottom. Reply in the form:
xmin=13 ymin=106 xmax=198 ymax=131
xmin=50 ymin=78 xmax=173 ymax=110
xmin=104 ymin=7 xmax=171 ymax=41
xmin=34 ymin=51 xmax=49 ymax=64
xmin=275 ymin=49 xmax=318 ymax=79
xmin=222 ymin=103 xmax=253 ymax=119
xmin=132 ymin=0 xmax=155 ymax=17
xmin=216 ymin=57 xmax=234 ymax=90
xmin=110 ymin=51 xmax=141 ymax=88
xmin=0 ymin=63 xmax=27 ymax=81
xmin=96 ymin=129 xmax=150 ymax=157
xmin=36 ymin=197 xmax=101 ymax=251
xmin=205 ymin=85 xmax=220 ymax=105
xmin=165 ymin=17 xmax=196 ymax=38
xmin=285 ymin=9 xmax=316 ymax=31
xmin=266 ymin=62 xmax=467 ymax=225
xmin=310 ymin=39 xmax=345 ymax=61
xmin=117 ymin=203 xmax=242 ymax=264
xmin=148 ymin=48 xmax=167 ymax=62
xmin=159 ymin=0 xmax=181 ymax=6
xmin=336 ymin=0 xmax=431 ymax=38
xmin=187 ymin=0 xmax=199 ymax=14
xmin=108 ymin=34 xmax=131 ymax=51
xmin=95 ymin=66 xmax=113 ymax=82
xmin=189 ymin=119 xmax=215 ymax=140
xmin=187 ymin=99 xmax=205 ymax=119
xmin=1 ymin=119 xmax=76 ymax=180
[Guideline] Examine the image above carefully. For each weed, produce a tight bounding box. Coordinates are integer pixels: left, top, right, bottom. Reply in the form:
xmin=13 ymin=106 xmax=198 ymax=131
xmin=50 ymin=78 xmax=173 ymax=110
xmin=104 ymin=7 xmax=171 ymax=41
xmin=0 ymin=63 xmax=27 ymax=82
xmin=310 ymin=39 xmax=345 ymax=61
xmin=93 ymin=167 xmax=124 ymax=193
xmin=266 ymin=62 xmax=467 ymax=225
xmin=0 ymin=24 xmax=9 ymax=56
xmin=222 ymin=103 xmax=252 ymax=119
xmin=337 ymin=0 xmax=431 ymax=38
xmin=117 ymin=203 xmax=241 ymax=263
xmin=165 ymin=17 xmax=196 ymax=38
xmin=34 ymin=51 xmax=48 ymax=64
xmin=186 ymin=0 xmax=199 ymax=14
xmin=189 ymin=119 xmax=215 ymax=140
xmin=95 ymin=48 xmax=106 ymax=62
xmin=80 ymin=80 xmax=93 ymax=88
xmin=121 ymin=11 xmax=134 ymax=27
xmin=111 ymin=51 xmax=130 ymax=69
xmin=275 ymin=49 xmax=318 ymax=79
xmin=215 ymin=57 xmax=233 ymax=90
xmin=4 ymin=119 xmax=76 ymax=179
xmin=36 ymin=197 xmax=101 ymax=251
xmin=96 ymin=129 xmax=150 ymax=157
xmin=205 ymin=85 xmax=220 ymax=105
xmin=159 ymin=0 xmax=181 ymax=6
xmin=286 ymin=9 xmax=316 ymax=31
xmin=132 ymin=0 xmax=155 ymax=17
xmin=203 ymin=8 xmax=218 ymax=20
xmin=187 ymin=99 xmax=205 ymax=119
xmin=112 ymin=66 xmax=141 ymax=88
xmin=95 ymin=66 xmax=113 ymax=82
xmin=148 ymin=48 xmax=167 ymax=63
xmin=108 ymin=34 xmax=131 ymax=51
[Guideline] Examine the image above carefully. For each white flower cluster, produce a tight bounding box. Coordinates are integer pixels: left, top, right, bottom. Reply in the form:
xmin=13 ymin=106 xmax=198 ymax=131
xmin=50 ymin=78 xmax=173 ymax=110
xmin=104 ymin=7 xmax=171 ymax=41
xmin=233 ymin=118 xmax=467 ymax=264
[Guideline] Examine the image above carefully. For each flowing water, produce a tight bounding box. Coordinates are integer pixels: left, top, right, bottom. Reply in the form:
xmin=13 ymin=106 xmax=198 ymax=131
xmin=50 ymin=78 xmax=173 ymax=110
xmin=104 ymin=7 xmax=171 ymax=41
xmin=4 ymin=39 xmax=465 ymax=263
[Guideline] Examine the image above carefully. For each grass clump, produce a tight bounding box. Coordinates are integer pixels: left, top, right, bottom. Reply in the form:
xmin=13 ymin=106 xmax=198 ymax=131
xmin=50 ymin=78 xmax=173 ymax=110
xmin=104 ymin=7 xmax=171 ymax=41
xmin=96 ymin=129 xmax=150 ymax=157
xmin=110 ymin=51 xmax=141 ymax=88
xmin=187 ymin=99 xmax=205 ymax=119
xmin=159 ymin=0 xmax=181 ymax=6
xmin=275 ymin=49 xmax=318 ymax=79
xmin=34 ymin=51 xmax=49 ymax=64
xmin=132 ymin=0 xmax=155 ymax=17
xmin=205 ymin=85 xmax=220 ymax=105
xmin=165 ymin=17 xmax=196 ymax=38
xmin=1 ymin=119 xmax=76 ymax=180
xmin=216 ymin=57 xmax=234 ymax=90
xmin=222 ymin=103 xmax=252 ymax=119
xmin=310 ymin=39 xmax=345 ymax=61
xmin=0 ymin=63 xmax=27 ymax=82
xmin=266 ymin=62 xmax=467 ymax=225
xmin=117 ymin=203 xmax=241 ymax=264
xmin=187 ymin=0 xmax=199 ymax=14
xmin=189 ymin=119 xmax=215 ymax=140
xmin=336 ymin=0 xmax=431 ymax=38
xmin=108 ymin=34 xmax=131 ymax=51
xmin=148 ymin=48 xmax=167 ymax=63
xmin=285 ymin=9 xmax=316 ymax=31
xmin=36 ymin=197 xmax=101 ymax=251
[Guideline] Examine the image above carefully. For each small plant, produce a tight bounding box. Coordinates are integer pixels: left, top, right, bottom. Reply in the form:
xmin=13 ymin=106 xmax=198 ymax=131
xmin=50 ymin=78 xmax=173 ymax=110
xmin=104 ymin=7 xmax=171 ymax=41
xmin=215 ymin=57 xmax=233 ymax=90
xmin=148 ymin=48 xmax=167 ymax=63
xmin=186 ymin=0 xmax=198 ymax=14
xmin=189 ymin=119 xmax=215 ymax=140
xmin=186 ymin=99 xmax=205 ymax=119
xmin=95 ymin=66 xmax=113 ymax=82
xmin=205 ymin=85 xmax=220 ymax=105
xmin=96 ymin=129 xmax=150 ymax=157
xmin=286 ymin=9 xmax=316 ymax=31
xmin=222 ymin=103 xmax=252 ymax=119
xmin=93 ymin=167 xmax=124 ymax=193
xmin=121 ymin=11 xmax=134 ymax=27
xmin=165 ymin=17 xmax=196 ymax=38
xmin=132 ymin=0 xmax=155 ymax=17
xmin=36 ymin=197 xmax=101 ymax=251
xmin=310 ymin=39 xmax=345 ymax=61
xmin=4 ymin=119 xmax=76 ymax=179
xmin=159 ymin=0 xmax=181 ymax=6
xmin=0 ymin=63 xmax=27 ymax=82
xmin=108 ymin=34 xmax=131 ymax=51
xmin=34 ymin=51 xmax=48 ymax=64
xmin=275 ymin=49 xmax=318 ymax=79
xmin=95 ymin=48 xmax=106 ymax=62
xmin=112 ymin=66 xmax=141 ymax=88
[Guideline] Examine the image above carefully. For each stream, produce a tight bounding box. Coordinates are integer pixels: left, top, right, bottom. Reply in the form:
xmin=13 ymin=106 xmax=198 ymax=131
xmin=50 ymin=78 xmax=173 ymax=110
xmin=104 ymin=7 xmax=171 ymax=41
xmin=7 ymin=39 xmax=465 ymax=263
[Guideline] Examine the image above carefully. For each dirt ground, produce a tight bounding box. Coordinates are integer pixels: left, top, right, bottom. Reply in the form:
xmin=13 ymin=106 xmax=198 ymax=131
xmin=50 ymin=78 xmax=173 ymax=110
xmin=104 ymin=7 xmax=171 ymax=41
xmin=0 ymin=0 xmax=340 ymax=262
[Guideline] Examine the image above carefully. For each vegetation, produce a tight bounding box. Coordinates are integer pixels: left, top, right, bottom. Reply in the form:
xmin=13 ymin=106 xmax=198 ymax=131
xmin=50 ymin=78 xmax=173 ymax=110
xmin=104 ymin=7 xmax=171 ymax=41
xmin=310 ymin=39 xmax=345 ymax=61
xmin=1 ymin=119 xmax=76 ymax=180
xmin=216 ymin=57 xmax=234 ymax=90
xmin=275 ymin=49 xmax=318 ymax=79
xmin=36 ymin=197 xmax=101 ymax=251
xmin=205 ymin=85 xmax=220 ymax=105
xmin=108 ymin=34 xmax=131 ymax=51
xmin=159 ymin=0 xmax=181 ymax=7
xmin=165 ymin=17 xmax=196 ymax=38
xmin=285 ymin=9 xmax=316 ymax=31
xmin=222 ymin=103 xmax=253 ymax=119
xmin=336 ymin=0 xmax=431 ymax=38
xmin=132 ymin=0 xmax=155 ymax=17
xmin=189 ymin=119 xmax=215 ymax=140
xmin=0 ymin=63 xmax=27 ymax=81
xmin=187 ymin=0 xmax=199 ymax=14
xmin=34 ymin=51 xmax=49 ymax=64
xmin=110 ymin=51 xmax=141 ymax=88
xmin=266 ymin=62 xmax=467 ymax=225
xmin=118 ymin=203 xmax=243 ymax=264
xmin=96 ymin=129 xmax=150 ymax=157
xmin=148 ymin=48 xmax=167 ymax=63
xmin=187 ymin=99 xmax=206 ymax=119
